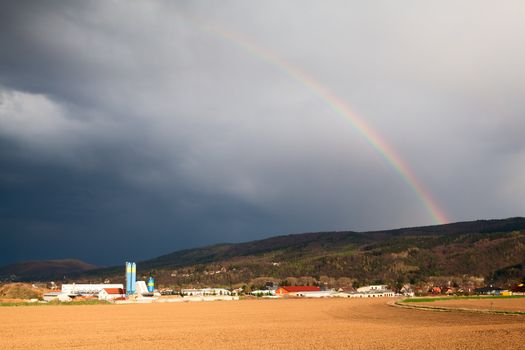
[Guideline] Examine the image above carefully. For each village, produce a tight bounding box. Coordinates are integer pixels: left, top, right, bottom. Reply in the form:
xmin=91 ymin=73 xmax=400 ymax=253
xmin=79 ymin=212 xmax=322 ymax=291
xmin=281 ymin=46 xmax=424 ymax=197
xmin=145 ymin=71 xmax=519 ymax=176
xmin=34 ymin=281 xmax=525 ymax=304
xmin=19 ymin=262 xmax=521 ymax=304
xmin=38 ymin=282 xmax=400 ymax=303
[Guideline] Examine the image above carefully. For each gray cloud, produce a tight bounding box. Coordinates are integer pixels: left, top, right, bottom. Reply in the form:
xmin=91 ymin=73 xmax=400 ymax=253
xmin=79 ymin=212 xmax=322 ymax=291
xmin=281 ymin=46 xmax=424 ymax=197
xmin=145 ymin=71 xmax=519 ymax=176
xmin=1 ymin=0 xmax=524 ymax=265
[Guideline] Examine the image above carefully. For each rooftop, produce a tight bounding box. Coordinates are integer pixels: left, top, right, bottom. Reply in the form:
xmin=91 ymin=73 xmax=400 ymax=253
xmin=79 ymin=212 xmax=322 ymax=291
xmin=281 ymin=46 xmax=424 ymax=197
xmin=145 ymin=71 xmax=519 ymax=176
xmin=102 ymin=288 xmax=124 ymax=295
xmin=279 ymin=286 xmax=321 ymax=292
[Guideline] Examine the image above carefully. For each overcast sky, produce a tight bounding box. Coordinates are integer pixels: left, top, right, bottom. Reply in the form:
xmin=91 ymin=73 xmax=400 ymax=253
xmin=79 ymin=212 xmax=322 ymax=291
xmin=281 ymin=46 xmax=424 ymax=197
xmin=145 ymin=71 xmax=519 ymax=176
xmin=1 ymin=1 xmax=524 ymax=266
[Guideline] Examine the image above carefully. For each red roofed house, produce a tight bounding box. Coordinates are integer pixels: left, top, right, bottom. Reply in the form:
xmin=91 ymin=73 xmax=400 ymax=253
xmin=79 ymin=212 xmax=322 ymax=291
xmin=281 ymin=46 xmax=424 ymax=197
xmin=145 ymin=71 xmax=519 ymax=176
xmin=275 ymin=286 xmax=321 ymax=296
xmin=98 ymin=288 xmax=125 ymax=301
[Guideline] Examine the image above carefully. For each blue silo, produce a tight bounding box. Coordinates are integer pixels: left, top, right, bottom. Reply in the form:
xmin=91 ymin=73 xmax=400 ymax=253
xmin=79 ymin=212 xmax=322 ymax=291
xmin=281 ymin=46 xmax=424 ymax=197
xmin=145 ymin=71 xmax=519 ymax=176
xmin=130 ymin=262 xmax=137 ymax=294
xmin=147 ymin=276 xmax=155 ymax=293
xmin=125 ymin=262 xmax=132 ymax=295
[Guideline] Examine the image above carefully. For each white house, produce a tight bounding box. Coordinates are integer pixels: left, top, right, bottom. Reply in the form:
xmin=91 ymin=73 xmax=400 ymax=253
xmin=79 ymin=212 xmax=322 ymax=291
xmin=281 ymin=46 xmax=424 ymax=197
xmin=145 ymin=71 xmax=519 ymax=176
xmin=98 ymin=288 xmax=125 ymax=300
xmin=400 ymin=284 xmax=415 ymax=297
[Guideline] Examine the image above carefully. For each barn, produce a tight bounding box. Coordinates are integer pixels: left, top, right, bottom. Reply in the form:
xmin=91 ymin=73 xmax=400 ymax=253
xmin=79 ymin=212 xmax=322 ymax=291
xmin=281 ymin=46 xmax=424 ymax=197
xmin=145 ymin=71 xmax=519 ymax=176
xmin=98 ymin=288 xmax=125 ymax=301
xmin=275 ymin=286 xmax=321 ymax=296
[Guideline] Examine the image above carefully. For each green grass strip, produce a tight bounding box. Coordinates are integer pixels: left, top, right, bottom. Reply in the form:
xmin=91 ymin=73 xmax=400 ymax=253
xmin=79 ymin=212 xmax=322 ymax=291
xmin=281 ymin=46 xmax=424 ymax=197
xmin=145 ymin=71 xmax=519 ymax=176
xmin=0 ymin=300 xmax=111 ymax=307
xmin=402 ymin=295 xmax=525 ymax=303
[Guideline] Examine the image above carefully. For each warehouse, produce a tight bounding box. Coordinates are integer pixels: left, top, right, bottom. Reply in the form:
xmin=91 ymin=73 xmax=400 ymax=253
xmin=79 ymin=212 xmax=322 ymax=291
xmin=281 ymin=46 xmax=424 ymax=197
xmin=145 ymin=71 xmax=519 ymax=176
xmin=181 ymin=288 xmax=231 ymax=296
xmin=275 ymin=286 xmax=321 ymax=296
xmin=61 ymin=284 xmax=124 ymax=296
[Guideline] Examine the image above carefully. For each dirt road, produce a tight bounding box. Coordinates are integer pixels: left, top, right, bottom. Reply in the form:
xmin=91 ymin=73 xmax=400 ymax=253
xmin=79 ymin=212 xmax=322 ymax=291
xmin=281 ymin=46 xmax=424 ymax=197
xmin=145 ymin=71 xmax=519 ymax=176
xmin=1 ymin=298 xmax=524 ymax=349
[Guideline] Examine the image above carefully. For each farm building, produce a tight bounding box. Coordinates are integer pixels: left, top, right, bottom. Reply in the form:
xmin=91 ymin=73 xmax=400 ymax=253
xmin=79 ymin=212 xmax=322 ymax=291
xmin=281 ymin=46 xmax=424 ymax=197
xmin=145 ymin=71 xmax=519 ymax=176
xmin=181 ymin=288 xmax=231 ymax=296
xmin=295 ymin=291 xmax=335 ymax=298
xmin=250 ymin=290 xmax=276 ymax=296
xmin=400 ymin=285 xmax=414 ymax=296
xmin=98 ymin=288 xmax=125 ymax=300
xmin=346 ymin=290 xmax=395 ymax=298
xmin=61 ymin=284 xmax=124 ymax=296
xmin=348 ymin=285 xmax=395 ymax=297
xmin=275 ymin=286 xmax=321 ymax=296
xmin=356 ymin=285 xmax=389 ymax=293
xmin=42 ymin=292 xmax=73 ymax=302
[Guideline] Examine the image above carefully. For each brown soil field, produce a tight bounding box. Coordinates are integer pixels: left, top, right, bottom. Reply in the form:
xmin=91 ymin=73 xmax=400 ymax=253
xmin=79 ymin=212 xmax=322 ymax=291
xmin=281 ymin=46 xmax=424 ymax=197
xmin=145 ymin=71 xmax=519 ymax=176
xmin=417 ymin=298 xmax=525 ymax=312
xmin=1 ymin=298 xmax=524 ymax=349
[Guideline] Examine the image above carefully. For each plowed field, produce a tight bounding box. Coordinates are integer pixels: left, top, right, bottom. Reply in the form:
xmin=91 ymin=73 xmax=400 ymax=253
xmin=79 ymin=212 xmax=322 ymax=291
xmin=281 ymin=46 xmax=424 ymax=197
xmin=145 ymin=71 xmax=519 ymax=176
xmin=1 ymin=298 xmax=524 ymax=349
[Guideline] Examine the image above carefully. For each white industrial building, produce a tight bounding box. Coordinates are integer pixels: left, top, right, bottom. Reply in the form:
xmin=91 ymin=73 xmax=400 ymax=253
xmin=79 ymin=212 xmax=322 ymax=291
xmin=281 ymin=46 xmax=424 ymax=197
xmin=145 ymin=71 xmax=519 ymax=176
xmin=61 ymin=284 xmax=124 ymax=296
xmin=294 ymin=291 xmax=336 ymax=298
xmin=339 ymin=285 xmax=396 ymax=298
xmin=250 ymin=290 xmax=276 ymax=296
xmin=181 ymin=288 xmax=231 ymax=296
xmin=356 ymin=285 xmax=389 ymax=293
xmin=346 ymin=290 xmax=395 ymax=297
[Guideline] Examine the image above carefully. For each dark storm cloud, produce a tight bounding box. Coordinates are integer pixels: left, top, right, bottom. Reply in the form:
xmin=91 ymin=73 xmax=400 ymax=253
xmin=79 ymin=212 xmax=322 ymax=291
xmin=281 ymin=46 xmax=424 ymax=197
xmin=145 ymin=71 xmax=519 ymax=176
xmin=1 ymin=1 xmax=524 ymax=265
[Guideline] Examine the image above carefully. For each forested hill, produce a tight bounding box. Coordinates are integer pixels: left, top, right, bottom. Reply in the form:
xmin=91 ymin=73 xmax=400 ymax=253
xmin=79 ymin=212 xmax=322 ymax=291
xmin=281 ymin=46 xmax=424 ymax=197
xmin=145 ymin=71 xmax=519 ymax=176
xmin=0 ymin=259 xmax=97 ymax=281
xmin=4 ymin=217 xmax=525 ymax=286
xmin=83 ymin=217 xmax=525 ymax=287
xmin=146 ymin=217 xmax=525 ymax=267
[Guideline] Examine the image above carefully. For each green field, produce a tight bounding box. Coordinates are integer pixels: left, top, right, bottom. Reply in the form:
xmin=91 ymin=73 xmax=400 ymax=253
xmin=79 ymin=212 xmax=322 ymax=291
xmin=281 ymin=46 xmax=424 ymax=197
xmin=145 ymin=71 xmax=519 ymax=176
xmin=402 ymin=295 xmax=525 ymax=303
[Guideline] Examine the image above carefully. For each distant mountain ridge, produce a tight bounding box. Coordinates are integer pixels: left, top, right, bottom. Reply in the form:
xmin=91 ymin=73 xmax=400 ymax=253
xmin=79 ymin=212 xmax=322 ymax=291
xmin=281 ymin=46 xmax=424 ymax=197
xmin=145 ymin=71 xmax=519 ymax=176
xmin=0 ymin=259 xmax=97 ymax=281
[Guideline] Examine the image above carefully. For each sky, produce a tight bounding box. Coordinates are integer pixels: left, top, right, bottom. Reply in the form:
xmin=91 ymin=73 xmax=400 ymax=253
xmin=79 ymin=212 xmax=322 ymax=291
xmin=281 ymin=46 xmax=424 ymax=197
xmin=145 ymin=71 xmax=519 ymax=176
xmin=1 ymin=1 xmax=524 ymax=266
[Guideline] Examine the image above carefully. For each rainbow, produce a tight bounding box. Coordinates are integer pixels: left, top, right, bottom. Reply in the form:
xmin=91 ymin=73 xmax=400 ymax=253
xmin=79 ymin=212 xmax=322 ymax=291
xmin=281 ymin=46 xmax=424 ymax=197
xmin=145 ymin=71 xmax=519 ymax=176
xmin=192 ymin=20 xmax=448 ymax=225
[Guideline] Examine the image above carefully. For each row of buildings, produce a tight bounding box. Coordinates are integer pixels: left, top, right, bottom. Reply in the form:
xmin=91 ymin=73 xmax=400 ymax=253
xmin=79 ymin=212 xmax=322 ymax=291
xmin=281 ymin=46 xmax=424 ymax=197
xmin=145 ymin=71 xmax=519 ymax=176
xmin=253 ymin=284 xmax=397 ymax=298
xmin=43 ymin=284 xmax=127 ymax=302
xmin=43 ymin=284 xmax=238 ymax=302
xmin=43 ymin=281 xmax=525 ymax=302
xmin=43 ymin=283 xmax=398 ymax=302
